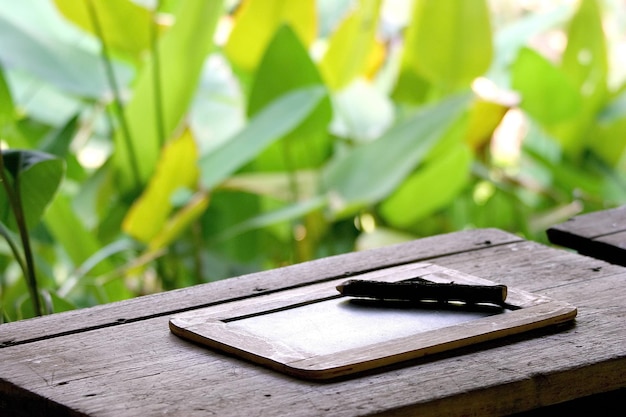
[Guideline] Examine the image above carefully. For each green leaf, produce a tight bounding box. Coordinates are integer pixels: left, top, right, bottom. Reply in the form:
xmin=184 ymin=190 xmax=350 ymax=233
xmin=222 ymin=170 xmax=319 ymax=201
xmin=560 ymin=0 xmax=607 ymax=105
xmin=0 ymin=67 xmax=15 ymax=133
xmin=148 ymin=192 xmax=209 ymax=252
xmin=0 ymin=150 xmax=64 ymax=231
xmin=488 ymin=5 xmax=570 ymax=84
xmin=43 ymin=194 xmax=131 ymax=302
xmin=39 ymin=115 xmax=79 ymax=158
xmin=113 ymin=0 xmax=224 ymax=192
xmin=554 ymin=0 xmax=609 ymax=155
xmin=215 ymin=196 xmax=327 ymax=242
xmin=0 ymin=68 xmax=29 ymax=149
xmin=380 ymin=144 xmax=472 ymax=228
xmin=322 ymin=93 xmax=472 ymax=216
xmin=512 ymin=47 xmax=582 ymax=125
xmin=224 ymin=0 xmax=316 ymax=73
xmin=465 ymin=99 xmax=509 ymax=151
xmin=398 ymin=0 xmax=492 ymax=92
xmin=43 ymin=194 xmax=109 ymax=273
xmin=590 ymin=91 xmax=626 ymax=166
xmin=0 ymin=8 xmax=131 ymax=98
xmin=200 ymin=86 xmax=326 ymax=189
xmin=319 ymin=0 xmax=382 ymax=90
xmin=202 ymin=191 xmax=263 ymax=264
xmin=248 ymin=25 xmax=332 ymax=172
xmin=123 ymin=129 xmax=199 ymax=243
xmin=53 ymin=0 xmax=154 ymax=62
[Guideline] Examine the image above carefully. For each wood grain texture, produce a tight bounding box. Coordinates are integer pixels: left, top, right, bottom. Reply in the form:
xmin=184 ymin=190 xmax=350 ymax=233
xmin=0 ymin=228 xmax=519 ymax=348
xmin=1 ymin=229 xmax=625 ymax=416
xmin=547 ymin=205 xmax=626 ymax=266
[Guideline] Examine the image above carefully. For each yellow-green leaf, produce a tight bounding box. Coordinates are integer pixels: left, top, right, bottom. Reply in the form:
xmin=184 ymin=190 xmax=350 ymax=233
xmin=560 ymin=0 xmax=607 ymax=105
xmin=398 ymin=0 xmax=492 ymax=92
xmin=512 ymin=47 xmax=582 ymax=125
xmin=319 ymin=0 xmax=382 ymax=90
xmin=53 ymin=0 xmax=153 ymax=61
xmin=380 ymin=145 xmax=472 ymax=228
xmin=148 ymin=192 xmax=209 ymax=252
xmin=465 ymin=99 xmax=509 ymax=151
xmin=224 ymin=0 xmax=316 ymax=73
xmin=123 ymin=129 xmax=199 ymax=243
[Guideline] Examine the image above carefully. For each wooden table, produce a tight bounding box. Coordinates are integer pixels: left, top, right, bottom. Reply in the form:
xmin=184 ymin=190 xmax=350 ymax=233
xmin=547 ymin=205 xmax=626 ymax=266
xmin=1 ymin=228 xmax=626 ymax=416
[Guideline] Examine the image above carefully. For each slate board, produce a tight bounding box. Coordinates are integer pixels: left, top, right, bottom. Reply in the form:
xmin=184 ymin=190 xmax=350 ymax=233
xmin=169 ymin=262 xmax=577 ymax=380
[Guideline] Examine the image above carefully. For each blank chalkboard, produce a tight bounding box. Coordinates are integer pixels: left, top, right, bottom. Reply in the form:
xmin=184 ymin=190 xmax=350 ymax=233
xmin=170 ymin=262 xmax=576 ymax=380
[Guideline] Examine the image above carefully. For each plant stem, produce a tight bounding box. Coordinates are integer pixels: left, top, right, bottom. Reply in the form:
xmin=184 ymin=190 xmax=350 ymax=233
xmin=151 ymin=1 xmax=166 ymax=148
xmin=0 ymin=223 xmax=28 ymax=275
xmin=0 ymin=152 xmax=42 ymax=316
xmin=86 ymin=0 xmax=141 ymax=190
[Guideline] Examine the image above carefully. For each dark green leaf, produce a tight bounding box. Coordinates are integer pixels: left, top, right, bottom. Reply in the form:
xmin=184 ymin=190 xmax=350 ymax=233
xmin=248 ymin=25 xmax=332 ymax=171
xmin=0 ymin=149 xmax=65 ymax=230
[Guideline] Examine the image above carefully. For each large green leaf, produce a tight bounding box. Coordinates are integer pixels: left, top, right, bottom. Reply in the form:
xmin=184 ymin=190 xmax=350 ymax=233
xmin=591 ymin=91 xmax=626 ymax=166
xmin=0 ymin=5 xmax=131 ymax=98
xmin=0 ymin=150 xmax=64 ymax=231
xmin=248 ymin=25 xmax=332 ymax=172
xmin=380 ymin=144 xmax=472 ymax=228
xmin=113 ymin=0 xmax=223 ymax=192
xmin=200 ymin=86 xmax=326 ymax=189
xmin=396 ymin=0 xmax=492 ymax=93
xmin=319 ymin=0 xmax=382 ymax=90
xmin=560 ymin=0 xmax=607 ymax=105
xmin=322 ymin=93 xmax=471 ymax=216
xmin=556 ymin=0 xmax=608 ymax=155
xmin=224 ymin=0 xmax=316 ymax=73
xmin=53 ymin=0 xmax=154 ymax=62
xmin=512 ymin=47 xmax=582 ymax=125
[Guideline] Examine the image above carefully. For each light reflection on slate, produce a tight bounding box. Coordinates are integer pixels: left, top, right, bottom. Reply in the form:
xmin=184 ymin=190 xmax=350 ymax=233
xmin=227 ymin=297 xmax=503 ymax=356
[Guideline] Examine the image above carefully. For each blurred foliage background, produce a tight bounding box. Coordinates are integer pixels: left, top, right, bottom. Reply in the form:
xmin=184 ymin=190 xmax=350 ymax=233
xmin=1 ymin=0 xmax=626 ymax=321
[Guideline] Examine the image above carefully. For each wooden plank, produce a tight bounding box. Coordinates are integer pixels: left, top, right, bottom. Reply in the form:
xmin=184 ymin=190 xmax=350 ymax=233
xmin=547 ymin=206 xmax=626 ymax=266
xmin=546 ymin=205 xmax=626 ymax=238
xmin=0 ymin=228 xmax=521 ymax=348
xmin=1 ymin=235 xmax=624 ymax=416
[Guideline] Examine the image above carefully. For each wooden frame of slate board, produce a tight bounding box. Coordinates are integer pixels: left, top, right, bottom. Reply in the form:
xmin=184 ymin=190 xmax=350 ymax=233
xmin=169 ymin=262 xmax=577 ymax=380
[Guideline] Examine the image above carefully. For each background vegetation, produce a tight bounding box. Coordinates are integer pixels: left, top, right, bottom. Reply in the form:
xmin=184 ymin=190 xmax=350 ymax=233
xmin=1 ymin=0 xmax=625 ymax=321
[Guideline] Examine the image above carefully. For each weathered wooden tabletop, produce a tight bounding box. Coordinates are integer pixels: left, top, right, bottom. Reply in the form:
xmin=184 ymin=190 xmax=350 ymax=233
xmin=1 ymin=228 xmax=626 ymax=416
xmin=547 ymin=205 xmax=626 ymax=266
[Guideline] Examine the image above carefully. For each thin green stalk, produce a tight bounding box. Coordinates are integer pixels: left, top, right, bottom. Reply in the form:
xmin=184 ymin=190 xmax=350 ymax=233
xmin=86 ymin=0 xmax=141 ymax=189
xmin=0 ymin=152 xmax=42 ymax=316
xmin=151 ymin=1 xmax=166 ymax=148
xmin=191 ymin=220 xmax=204 ymax=285
xmin=0 ymin=222 xmax=27 ymax=275
xmin=281 ymin=139 xmax=306 ymax=263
